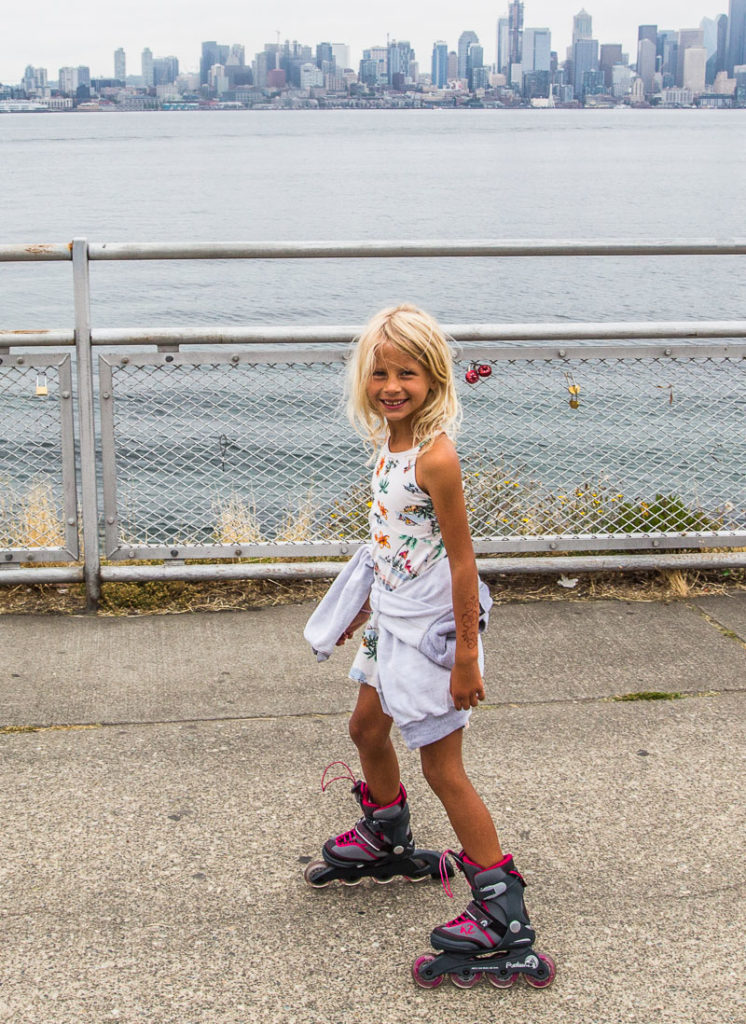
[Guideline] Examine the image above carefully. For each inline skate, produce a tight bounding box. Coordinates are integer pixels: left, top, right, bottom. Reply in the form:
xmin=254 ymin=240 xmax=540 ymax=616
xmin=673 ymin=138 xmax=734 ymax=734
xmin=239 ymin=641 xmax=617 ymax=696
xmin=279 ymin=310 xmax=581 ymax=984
xmin=412 ymin=850 xmax=556 ymax=990
xmin=303 ymin=762 xmax=450 ymax=887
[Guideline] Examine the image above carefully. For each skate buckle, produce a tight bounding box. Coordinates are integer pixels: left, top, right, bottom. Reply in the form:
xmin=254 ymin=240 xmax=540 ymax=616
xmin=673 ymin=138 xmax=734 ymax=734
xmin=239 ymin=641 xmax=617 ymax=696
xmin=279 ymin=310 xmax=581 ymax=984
xmin=478 ymin=880 xmax=507 ymax=899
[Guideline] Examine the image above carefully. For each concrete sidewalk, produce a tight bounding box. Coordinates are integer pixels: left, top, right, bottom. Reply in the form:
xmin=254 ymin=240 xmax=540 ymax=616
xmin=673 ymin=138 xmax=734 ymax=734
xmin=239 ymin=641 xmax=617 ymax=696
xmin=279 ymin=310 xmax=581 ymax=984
xmin=1 ymin=592 xmax=744 ymax=1024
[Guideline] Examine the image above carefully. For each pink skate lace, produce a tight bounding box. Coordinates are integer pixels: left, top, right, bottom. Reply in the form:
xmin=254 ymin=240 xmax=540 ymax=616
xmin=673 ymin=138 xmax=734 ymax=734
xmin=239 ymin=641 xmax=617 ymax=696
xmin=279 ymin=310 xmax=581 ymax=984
xmin=438 ymin=849 xmax=459 ymax=899
xmin=320 ymin=760 xmax=357 ymax=792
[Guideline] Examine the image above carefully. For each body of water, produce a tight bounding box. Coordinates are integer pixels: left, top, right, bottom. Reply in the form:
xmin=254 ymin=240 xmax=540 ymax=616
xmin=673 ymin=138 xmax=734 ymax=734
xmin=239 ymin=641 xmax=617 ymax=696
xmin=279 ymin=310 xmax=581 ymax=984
xmin=2 ymin=108 xmax=745 ymax=329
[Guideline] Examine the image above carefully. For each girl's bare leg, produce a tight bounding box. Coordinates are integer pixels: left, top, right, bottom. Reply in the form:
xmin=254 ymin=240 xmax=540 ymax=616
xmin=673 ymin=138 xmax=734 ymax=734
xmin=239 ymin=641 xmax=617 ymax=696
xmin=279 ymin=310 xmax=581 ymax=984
xmin=420 ymin=727 xmax=503 ymax=868
xmin=348 ymin=683 xmax=400 ymax=805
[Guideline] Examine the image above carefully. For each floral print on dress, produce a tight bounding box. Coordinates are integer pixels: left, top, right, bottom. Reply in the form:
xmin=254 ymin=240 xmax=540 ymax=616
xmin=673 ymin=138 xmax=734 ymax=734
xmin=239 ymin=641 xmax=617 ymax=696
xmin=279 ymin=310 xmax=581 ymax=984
xmin=368 ymin=440 xmax=449 ymax=590
xmin=361 ymin=625 xmax=378 ymax=661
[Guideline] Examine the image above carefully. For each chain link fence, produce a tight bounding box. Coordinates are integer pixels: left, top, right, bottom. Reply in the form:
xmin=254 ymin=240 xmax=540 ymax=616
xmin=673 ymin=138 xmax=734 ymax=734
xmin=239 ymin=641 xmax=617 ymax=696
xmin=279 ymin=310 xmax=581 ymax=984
xmin=0 ymin=353 xmax=78 ymax=561
xmin=98 ymin=345 xmax=746 ymax=560
xmin=2 ymin=237 xmax=746 ymax=605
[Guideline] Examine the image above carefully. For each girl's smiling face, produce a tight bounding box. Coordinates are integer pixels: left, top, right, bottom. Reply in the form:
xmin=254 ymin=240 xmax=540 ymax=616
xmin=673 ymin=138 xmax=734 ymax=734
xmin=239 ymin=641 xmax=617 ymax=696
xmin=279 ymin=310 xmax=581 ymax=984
xmin=366 ymin=342 xmax=433 ymax=434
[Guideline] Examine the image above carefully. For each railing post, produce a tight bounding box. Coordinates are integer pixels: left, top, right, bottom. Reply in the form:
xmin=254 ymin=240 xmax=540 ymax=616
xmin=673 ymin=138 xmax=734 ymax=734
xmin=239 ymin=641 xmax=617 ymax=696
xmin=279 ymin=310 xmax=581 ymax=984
xmin=72 ymin=237 xmax=101 ymax=611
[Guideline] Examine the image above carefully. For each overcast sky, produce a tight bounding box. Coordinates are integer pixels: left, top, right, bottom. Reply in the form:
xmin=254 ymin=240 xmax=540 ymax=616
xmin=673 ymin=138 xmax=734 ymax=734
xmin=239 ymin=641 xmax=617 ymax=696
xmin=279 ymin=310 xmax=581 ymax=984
xmin=1 ymin=1 xmax=730 ymax=83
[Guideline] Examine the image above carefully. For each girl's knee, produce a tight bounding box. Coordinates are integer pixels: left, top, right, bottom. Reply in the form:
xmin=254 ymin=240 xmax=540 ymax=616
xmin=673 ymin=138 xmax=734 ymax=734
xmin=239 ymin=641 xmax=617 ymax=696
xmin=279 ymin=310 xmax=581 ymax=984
xmin=349 ymin=706 xmax=391 ymax=752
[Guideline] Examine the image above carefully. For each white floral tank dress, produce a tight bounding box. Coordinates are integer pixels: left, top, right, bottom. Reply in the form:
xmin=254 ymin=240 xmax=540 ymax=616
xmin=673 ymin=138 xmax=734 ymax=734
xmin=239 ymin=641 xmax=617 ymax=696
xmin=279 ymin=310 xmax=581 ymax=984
xmin=351 ymin=437 xmax=450 ymax=688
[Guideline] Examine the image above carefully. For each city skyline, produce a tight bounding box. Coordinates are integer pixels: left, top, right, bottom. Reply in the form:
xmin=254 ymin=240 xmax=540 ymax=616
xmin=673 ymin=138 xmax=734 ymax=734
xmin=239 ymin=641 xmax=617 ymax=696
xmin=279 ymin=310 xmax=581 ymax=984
xmin=1 ymin=0 xmax=732 ymax=82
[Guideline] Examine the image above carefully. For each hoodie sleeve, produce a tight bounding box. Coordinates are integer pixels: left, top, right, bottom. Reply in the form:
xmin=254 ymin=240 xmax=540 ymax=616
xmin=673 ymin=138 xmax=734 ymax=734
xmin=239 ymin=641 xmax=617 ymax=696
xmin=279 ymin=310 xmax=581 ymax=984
xmin=303 ymin=546 xmax=375 ymax=662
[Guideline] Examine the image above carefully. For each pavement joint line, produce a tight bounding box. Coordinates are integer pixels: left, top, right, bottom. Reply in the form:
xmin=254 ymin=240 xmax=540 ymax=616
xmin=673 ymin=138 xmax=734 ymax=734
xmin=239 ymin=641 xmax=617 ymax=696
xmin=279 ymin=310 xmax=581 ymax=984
xmin=689 ymin=600 xmax=746 ymax=648
xmin=1 ymin=688 xmax=741 ymax=735
xmin=1 ymin=883 xmax=741 ymax=924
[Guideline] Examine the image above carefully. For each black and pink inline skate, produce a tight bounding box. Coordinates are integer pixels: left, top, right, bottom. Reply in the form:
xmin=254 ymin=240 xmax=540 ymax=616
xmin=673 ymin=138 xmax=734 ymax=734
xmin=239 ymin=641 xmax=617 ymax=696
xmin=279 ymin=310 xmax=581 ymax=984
xmin=303 ymin=762 xmax=450 ymax=887
xmin=412 ymin=850 xmax=556 ymax=990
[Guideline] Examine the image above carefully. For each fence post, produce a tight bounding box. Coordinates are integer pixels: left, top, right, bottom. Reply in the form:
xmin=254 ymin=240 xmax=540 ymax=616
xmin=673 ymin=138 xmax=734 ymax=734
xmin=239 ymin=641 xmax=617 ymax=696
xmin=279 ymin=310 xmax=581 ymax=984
xmin=72 ymin=237 xmax=101 ymax=610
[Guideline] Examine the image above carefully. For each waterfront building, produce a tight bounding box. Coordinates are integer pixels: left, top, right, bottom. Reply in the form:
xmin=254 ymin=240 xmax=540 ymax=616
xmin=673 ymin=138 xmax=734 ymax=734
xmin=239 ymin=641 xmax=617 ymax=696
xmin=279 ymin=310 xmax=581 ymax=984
xmin=114 ymin=48 xmax=126 ymax=83
xmin=662 ymin=86 xmax=694 ymax=106
xmin=432 ymin=41 xmax=448 ymax=88
xmin=727 ymin=0 xmax=746 ymax=74
xmin=457 ymin=31 xmax=479 ymax=81
xmin=676 ymin=29 xmax=704 ymax=86
xmin=683 ymin=47 xmax=707 ymax=94
xmin=141 ymin=48 xmax=154 ymax=88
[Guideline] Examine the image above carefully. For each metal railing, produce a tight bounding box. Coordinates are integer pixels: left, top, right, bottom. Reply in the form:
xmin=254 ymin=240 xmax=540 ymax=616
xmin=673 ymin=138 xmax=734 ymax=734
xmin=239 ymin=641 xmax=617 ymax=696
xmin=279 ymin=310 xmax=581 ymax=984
xmin=2 ymin=238 xmax=745 ymax=610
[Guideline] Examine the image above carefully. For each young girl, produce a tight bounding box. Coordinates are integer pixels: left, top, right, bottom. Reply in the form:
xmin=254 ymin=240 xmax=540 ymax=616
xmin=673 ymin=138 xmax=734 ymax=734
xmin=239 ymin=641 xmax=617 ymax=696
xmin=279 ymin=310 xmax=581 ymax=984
xmin=304 ymin=304 xmax=554 ymax=990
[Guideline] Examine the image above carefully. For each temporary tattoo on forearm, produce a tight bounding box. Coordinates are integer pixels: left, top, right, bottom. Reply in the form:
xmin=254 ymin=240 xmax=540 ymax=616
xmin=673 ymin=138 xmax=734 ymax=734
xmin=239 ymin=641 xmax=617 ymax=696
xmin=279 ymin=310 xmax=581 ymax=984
xmin=460 ymin=594 xmax=479 ymax=649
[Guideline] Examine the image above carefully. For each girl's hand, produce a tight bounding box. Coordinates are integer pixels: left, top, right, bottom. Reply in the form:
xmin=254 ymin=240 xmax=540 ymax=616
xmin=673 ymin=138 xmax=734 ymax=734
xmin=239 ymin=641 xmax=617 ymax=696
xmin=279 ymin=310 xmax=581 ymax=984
xmin=335 ymin=607 xmax=371 ymax=646
xmin=450 ymin=661 xmax=486 ymax=711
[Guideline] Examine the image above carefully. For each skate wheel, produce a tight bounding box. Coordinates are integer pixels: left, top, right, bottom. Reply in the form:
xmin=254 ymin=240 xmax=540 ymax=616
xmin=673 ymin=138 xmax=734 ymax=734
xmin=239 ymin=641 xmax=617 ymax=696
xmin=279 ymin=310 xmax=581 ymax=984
xmin=487 ymin=971 xmax=518 ymax=989
xmin=412 ymin=954 xmax=445 ymax=989
xmin=340 ymin=875 xmax=364 ymax=886
xmin=523 ymin=953 xmax=556 ymax=989
xmin=303 ymin=861 xmax=332 ymax=888
xmin=450 ymin=970 xmax=482 ymax=989
xmin=403 ymin=873 xmax=430 ymax=883
xmin=372 ymin=874 xmax=396 ymax=884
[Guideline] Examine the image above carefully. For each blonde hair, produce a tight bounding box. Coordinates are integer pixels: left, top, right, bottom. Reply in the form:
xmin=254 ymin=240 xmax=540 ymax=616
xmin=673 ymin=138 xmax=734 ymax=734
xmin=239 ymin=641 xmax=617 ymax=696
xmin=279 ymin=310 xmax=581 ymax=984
xmin=346 ymin=304 xmax=462 ymax=451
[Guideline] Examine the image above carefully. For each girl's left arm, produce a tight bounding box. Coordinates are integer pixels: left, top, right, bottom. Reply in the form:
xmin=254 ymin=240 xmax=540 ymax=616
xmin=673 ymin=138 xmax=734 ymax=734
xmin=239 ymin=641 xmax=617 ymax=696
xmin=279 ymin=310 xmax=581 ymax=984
xmin=418 ymin=436 xmax=485 ymax=712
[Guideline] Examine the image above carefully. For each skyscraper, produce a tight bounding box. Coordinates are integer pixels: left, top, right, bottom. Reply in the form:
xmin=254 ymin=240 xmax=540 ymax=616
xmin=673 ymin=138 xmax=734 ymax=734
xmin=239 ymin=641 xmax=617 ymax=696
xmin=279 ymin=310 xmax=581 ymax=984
xmin=599 ymin=44 xmax=623 ymax=88
xmin=676 ymin=29 xmax=704 ymax=86
xmin=331 ymin=44 xmax=351 ymax=71
xmin=637 ymin=27 xmax=657 ymax=95
xmin=432 ymin=41 xmax=448 ymax=87
xmin=141 ymin=48 xmax=154 ymax=88
xmin=497 ymin=18 xmax=510 ymax=77
xmin=508 ymin=2 xmax=524 ymax=65
xmin=726 ymin=0 xmax=746 ymax=74
xmin=201 ymin=41 xmax=230 ymax=85
xmin=523 ymin=28 xmax=551 ymax=73
xmin=573 ymin=9 xmax=593 ymax=45
xmin=457 ymin=31 xmax=479 ymax=80
xmin=114 ymin=48 xmax=126 ymax=82
xmin=573 ymin=37 xmax=599 ymax=99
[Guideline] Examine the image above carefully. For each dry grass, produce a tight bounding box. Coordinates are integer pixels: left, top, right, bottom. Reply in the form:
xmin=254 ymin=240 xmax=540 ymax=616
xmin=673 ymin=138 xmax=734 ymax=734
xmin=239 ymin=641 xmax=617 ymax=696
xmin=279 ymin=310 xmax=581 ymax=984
xmin=0 ymin=478 xmax=65 ymax=548
xmin=0 ymin=564 xmax=743 ymax=617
